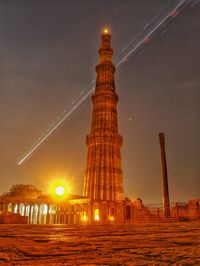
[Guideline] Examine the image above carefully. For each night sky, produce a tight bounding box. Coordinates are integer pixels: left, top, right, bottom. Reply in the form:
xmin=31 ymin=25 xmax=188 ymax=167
xmin=0 ymin=0 xmax=199 ymax=203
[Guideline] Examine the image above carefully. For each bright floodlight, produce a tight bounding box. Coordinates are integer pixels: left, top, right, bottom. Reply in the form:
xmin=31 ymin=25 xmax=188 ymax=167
xmin=103 ymin=28 xmax=109 ymax=34
xmin=55 ymin=186 xmax=65 ymax=196
xmin=49 ymin=179 xmax=70 ymax=198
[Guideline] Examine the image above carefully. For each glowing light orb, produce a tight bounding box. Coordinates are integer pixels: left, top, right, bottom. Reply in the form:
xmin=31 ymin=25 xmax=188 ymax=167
xmin=109 ymin=216 xmax=114 ymax=221
xmin=55 ymin=186 xmax=65 ymax=196
xmin=49 ymin=178 xmax=71 ymax=199
xmin=103 ymin=28 xmax=109 ymax=35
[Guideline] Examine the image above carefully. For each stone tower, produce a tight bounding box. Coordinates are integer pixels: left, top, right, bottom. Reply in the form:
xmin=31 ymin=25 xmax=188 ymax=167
xmin=83 ymin=29 xmax=124 ymax=203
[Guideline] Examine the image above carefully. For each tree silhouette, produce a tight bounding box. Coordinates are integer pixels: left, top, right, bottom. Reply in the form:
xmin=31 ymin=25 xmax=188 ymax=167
xmin=3 ymin=184 xmax=42 ymax=199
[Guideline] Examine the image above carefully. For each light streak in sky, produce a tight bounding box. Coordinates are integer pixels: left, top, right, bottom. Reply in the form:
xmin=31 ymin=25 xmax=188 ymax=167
xmin=190 ymin=0 xmax=200 ymax=7
xmin=117 ymin=0 xmax=173 ymax=56
xmin=116 ymin=0 xmax=191 ymax=68
xmin=17 ymin=0 xmax=192 ymax=166
xmin=17 ymin=84 xmax=95 ymax=165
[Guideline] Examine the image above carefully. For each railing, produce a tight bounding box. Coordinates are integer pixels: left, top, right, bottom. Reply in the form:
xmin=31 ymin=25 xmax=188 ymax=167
xmin=132 ymin=202 xmax=200 ymax=223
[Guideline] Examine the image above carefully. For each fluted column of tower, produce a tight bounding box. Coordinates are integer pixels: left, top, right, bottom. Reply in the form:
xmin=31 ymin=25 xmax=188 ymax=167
xmin=83 ymin=29 xmax=124 ymax=201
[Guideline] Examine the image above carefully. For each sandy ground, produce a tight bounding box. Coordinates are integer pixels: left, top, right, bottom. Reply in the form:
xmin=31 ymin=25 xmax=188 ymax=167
xmin=0 ymin=222 xmax=199 ymax=266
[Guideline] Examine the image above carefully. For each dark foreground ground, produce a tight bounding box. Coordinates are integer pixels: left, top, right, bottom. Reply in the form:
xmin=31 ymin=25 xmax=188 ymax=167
xmin=0 ymin=222 xmax=199 ymax=266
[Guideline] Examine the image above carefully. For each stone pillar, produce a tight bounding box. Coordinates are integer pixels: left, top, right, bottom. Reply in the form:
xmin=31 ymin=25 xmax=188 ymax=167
xmin=11 ymin=203 xmax=15 ymax=213
xmin=159 ymin=132 xmax=170 ymax=217
xmin=23 ymin=204 xmax=27 ymax=216
xmin=2 ymin=203 xmax=8 ymax=214
xmin=46 ymin=205 xmax=50 ymax=224
xmin=17 ymin=204 xmax=20 ymax=214
xmin=37 ymin=204 xmax=40 ymax=224
xmin=0 ymin=203 xmax=3 ymax=215
xmin=28 ymin=205 xmax=33 ymax=224
xmin=56 ymin=205 xmax=60 ymax=224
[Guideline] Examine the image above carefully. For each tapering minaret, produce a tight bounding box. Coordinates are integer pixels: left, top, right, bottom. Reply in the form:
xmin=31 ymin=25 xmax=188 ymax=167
xmin=83 ymin=29 xmax=124 ymax=202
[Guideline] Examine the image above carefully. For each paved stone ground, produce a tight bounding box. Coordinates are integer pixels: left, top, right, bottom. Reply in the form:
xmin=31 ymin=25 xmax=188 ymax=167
xmin=0 ymin=222 xmax=199 ymax=265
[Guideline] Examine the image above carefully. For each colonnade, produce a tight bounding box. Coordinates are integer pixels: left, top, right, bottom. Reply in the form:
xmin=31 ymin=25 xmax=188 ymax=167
xmin=3 ymin=198 xmax=197 ymax=224
xmin=0 ymin=201 xmax=91 ymax=225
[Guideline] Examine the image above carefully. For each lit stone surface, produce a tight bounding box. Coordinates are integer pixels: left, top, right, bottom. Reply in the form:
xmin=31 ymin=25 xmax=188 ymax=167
xmin=0 ymin=222 xmax=199 ymax=265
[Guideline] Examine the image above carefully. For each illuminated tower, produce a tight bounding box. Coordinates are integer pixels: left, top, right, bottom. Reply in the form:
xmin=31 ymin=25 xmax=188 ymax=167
xmin=83 ymin=29 xmax=124 ymax=202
